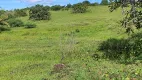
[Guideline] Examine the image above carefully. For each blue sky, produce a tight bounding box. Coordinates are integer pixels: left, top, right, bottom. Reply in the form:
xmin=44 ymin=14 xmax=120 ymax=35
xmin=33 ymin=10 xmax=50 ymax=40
xmin=0 ymin=0 xmax=101 ymax=10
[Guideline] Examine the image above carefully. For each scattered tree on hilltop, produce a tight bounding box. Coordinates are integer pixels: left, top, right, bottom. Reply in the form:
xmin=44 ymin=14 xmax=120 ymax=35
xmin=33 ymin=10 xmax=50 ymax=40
xmin=51 ymin=5 xmax=62 ymax=11
xmin=82 ymin=0 xmax=91 ymax=6
xmin=14 ymin=9 xmax=27 ymax=17
xmin=72 ymin=3 xmax=88 ymax=13
xmin=100 ymin=0 xmax=109 ymax=5
xmin=66 ymin=4 xmax=72 ymax=8
xmin=29 ymin=4 xmax=51 ymax=20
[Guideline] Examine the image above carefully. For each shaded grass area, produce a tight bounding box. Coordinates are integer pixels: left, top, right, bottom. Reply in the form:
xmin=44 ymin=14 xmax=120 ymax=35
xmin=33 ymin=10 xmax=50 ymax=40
xmin=0 ymin=6 xmax=141 ymax=80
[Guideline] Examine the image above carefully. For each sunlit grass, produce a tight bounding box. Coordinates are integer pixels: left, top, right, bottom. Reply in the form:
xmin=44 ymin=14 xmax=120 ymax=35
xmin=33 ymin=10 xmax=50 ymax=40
xmin=0 ymin=6 xmax=141 ymax=80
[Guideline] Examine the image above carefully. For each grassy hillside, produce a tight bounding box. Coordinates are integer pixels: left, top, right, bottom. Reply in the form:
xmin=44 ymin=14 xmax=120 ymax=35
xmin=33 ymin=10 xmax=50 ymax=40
xmin=0 ymin=6 xmax=141 ymax=80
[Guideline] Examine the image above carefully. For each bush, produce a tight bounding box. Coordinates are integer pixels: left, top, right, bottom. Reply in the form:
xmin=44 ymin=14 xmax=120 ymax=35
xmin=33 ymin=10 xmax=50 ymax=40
xmin=29 ymin=4 xmax=51 ymax=20
xmin=5 ymin=11 xmax=16 ymax=19
xmin=51 ymin=5 xmax=62 ymax=11
xmin=0 ymin=10 xmax=5 ymax=16
xmin=7 ymin=19 xmax=24 ymax=27
xmin=100 ymin=0 xmax=109 ymax=5
xmin=24 ymin=22 xmax=36 ymax=28
xmin=61 ymin=7 xmax=69 ymax=11
xmin=14 ymin=9 xmax=27 ymax=17
xmin=82 ymin=1 xmax=91 ymax=6
xmin=72 ymin=3 xmax=88 ymax=13
xmin=7 ymin=13 xmax=16 ymax=19
xmin=0 ymin=25 xmax=10 ymax=32
xmin=90 ymin=2 xmax=99 ymax=6
xmin=99 ymin=32 xmax=142 ymax=61
xmin=66 ymin=4 xmax=72 ymax=8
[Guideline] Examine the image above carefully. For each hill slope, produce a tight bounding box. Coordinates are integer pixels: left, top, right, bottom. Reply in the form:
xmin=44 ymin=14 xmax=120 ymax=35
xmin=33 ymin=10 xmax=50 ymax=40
xmin=0 ymin=6 xmax=141 ymax=80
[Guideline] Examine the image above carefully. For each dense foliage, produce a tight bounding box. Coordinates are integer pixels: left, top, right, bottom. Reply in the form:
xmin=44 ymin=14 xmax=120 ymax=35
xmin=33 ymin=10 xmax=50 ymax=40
xmin=0 ymin=10 xmax=5 ymax=16
xmin=29 ymin=4 xmax=51 ymax=20
xmin=82 ymin=0 xmax=91 ymax=6
xmin=109 ymin=0 xmax=142 ymax=33
xmin=14 ymin=9 xmax=27 ymax=17
xmin=7 ymin=19 xmax=24 ymax=27
xmin=72 ymin=3 xmax=88 ymax=13
xmin=24 ymin=22 xmax=36 ymax=28
xmin=90 ymin=2 xmax=99 ymax=6
xmin=99 ymin=32 xmax=142 ymax=62
xmin=66 ymin=4 xmax=72 ymax=8
xmin=100 ymin=0 xmax=109 ymax=5
xmin=51 ymin=5 xmax=63 ymax=11
xmin=0 ymin=14 xmax=10 ymax=32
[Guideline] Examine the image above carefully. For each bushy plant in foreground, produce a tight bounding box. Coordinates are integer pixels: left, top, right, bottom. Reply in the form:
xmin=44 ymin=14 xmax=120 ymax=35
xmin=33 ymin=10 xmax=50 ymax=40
xmin=99 ymin=32 xmax=142 ymax=61
xmin=24 ymin=22 xmax=36 ymax=28
xmin=0 ymin=25 xmax=10 ymax=32
xmin=7 ymin=19 xmax=24 ymax=27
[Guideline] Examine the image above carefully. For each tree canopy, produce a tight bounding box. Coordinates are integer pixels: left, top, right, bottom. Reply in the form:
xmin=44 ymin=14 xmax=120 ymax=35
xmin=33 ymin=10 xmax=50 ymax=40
xmin=100 ymin=0 xmax=109 ymax=5
xmin=109 ymin=0 xmax=142 ymax=33
xmin=29 ymin=4 xmax=51 ymax=20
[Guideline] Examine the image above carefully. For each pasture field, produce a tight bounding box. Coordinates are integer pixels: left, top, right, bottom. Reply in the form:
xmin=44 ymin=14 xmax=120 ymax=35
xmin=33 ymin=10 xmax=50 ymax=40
xmin=0 ymin=6 xmax=142 ymax=80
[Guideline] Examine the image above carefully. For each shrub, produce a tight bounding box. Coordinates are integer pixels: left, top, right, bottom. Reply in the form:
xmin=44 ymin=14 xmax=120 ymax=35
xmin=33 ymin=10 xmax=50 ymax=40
xmin=24 ymin=22 xmax=36 ymax=28
xmin=99 ymin=38 xmax=131 ymax=60
xmin=7 ymin=19 xmax=24 ymax=27
xmin=51 ymin=5 xmax=62 ymax=11
xmin=72 ymin=3 xmax=88 ymax=13
xmin=29 ymin=4 xmax=51 ymax=20
xmin=100 ymin=0 xmax=109 ymax=5
xmin=66 ymin=4 xmax=72 ymax=8
xmin=90 ymin=2 xmax=99 ymax=6
xmin=14 ymin=9 xmax=27 ymax=17
xmin=5 ymin=11 xmax=16 ymax=19
xmin=7 ymin=13 xmax=16 ymax=19
xmin=0 ymin=14 xmax=10 ymax=32
xmin=0 ymin=10 xmax=5 ymax=16
xmin=0 ymin=25 xmax=10 ymax=32
xmin=61 ymin=7 xmax=69 ymax=11
xmin=99 ymin=32 xmax=142 ymax=61
xmin=82 ymin=1 xmax=91 ymax=6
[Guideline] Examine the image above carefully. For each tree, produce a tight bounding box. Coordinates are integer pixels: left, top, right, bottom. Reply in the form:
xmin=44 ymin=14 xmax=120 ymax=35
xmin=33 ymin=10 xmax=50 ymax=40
xmin=0 ymin=10 xmax=5 ymax=16
xmin=29 ymin=4 xmax=51 ymax=20
xmin=0 ymin=14 xmax=9 ymax=26
xmin=51 ymin=5 xmax=62 ymax=11
xmin=109 ymin=0 xmax=142 ymax=33
xmin=14 ymin=9 xmax=27 ymax=17
xmin=82 ymin=0 xmax=91 ymax=6
xmin=66 ymin=4 xmax=72 ymax=8
xmin=100 ymin=0 xmax=109 ymax=5
xmin=0 ymin=14 xmax=10 ymax=32
xmin=90 ymin=2 xmax=99 ymax=6
xmin=72 ymin=3 xmax=88 ymax=13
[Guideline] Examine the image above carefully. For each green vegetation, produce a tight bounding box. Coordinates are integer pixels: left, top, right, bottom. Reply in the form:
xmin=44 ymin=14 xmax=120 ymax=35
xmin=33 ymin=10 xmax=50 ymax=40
xmin=99 ymin=32 xmax=142 ymax=62
xmin=0 ymin=3 xmax=142 ymax=80
xmin=14 ymin=9 xmax=27 ymax=17
xmin=51 ymin=5 xmax=63 ymax=11
xmin=0 ymin=14 xmax=10 ymax=32
xmin=72 ymin=3 xmax=88 ymax=13
xmin=109 ymin=0 xmax=142 ymax=33
xmin=29 ymin=4 xmax=51 ymax=20
xmin=24 ymin=22 xmax=36 ymax=28
xmin=100 ymin=0 xmax=109 ymax=5
xmin=7 ymin=19 xmax=24 ymax=27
